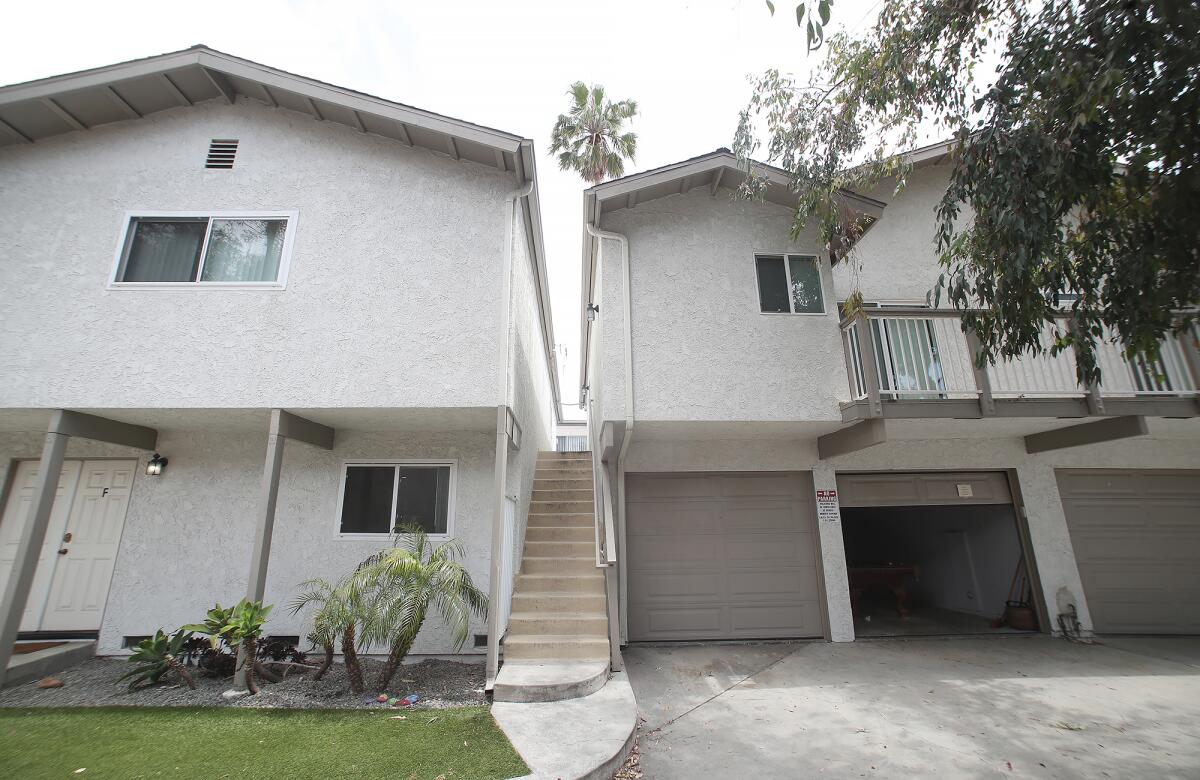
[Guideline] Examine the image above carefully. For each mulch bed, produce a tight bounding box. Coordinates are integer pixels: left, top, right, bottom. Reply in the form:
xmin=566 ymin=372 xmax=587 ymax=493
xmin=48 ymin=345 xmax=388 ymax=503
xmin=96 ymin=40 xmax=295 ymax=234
xmin=0 ymin=656 xmax=486 ymax=710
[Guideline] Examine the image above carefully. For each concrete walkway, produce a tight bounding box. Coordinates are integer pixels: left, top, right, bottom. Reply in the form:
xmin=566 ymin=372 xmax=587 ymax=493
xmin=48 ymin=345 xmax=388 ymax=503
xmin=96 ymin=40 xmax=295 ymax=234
xmin=626 ymin=636 xmax=1200 ymax=779
xmin=493 ymin=672 xmax=637 ymax=780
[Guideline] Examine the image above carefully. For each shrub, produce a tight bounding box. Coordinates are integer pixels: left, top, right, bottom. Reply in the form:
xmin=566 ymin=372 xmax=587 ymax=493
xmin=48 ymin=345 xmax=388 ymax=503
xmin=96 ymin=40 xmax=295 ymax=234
xmin=117 ymin=630 xmax=196 ymax=690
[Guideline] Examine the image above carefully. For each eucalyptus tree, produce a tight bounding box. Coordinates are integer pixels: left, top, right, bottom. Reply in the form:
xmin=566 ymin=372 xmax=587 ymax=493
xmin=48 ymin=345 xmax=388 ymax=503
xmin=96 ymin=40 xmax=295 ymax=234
xmin=740 ymin=0 xmax=1199 ymax=382
xmin=549 ymin=82 xmax=639 ymax=184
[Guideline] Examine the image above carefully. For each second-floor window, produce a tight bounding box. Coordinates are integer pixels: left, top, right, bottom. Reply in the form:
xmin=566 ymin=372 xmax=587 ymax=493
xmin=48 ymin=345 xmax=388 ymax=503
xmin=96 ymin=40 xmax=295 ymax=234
xmin=755 ymin=254 xmax=824 ymax=314
xmin=112 ymin=211 xmax=296 ymax=287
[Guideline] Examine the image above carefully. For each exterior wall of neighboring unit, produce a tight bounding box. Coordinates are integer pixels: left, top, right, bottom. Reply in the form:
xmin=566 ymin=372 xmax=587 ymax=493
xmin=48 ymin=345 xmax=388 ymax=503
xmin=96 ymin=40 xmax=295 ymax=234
xmin=0 ymin=425 xmax=496 ymax=656
xmin=595 ymin=188 xmax=844 ymax=423
xmin=618 ymin=431 xmax=1200 ymax=636
xmin=0 ymin=98 xmax=513 ymax=410
xmin=504 ymin=199 xmax=555 ymax=585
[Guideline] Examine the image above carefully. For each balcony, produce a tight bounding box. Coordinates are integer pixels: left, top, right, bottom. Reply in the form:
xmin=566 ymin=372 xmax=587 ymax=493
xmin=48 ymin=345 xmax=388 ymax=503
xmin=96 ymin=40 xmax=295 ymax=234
xmin=838 ymin=307 xmax=1200 ymax=423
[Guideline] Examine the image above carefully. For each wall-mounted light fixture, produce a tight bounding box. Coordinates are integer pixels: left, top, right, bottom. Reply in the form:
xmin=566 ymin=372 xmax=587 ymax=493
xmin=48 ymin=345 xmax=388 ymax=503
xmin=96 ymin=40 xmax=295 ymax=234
xmin=586 ymin=303 xmax=600 ymax=321
xmin=146 ymin=453 xmax=168 ymax=476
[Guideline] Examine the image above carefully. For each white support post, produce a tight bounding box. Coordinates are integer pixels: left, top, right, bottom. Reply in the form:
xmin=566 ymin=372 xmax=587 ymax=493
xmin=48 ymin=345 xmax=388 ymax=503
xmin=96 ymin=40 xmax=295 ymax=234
xmin=0 ymin=429 xmax=69 ymax=686
xmin=812 ymin=465 xmax=854 ymax=642
xmin=485 ymin=404 xmax=509 ymax=688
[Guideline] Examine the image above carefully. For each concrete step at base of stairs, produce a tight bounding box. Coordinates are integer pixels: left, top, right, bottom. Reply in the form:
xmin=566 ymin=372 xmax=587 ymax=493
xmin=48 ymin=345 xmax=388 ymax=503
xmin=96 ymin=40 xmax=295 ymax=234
xmin=520 ymin=556 xmax=599 ymax=574
xmin=527 ymin=511 xmax=593 ymax=527
xmin=523 ymin=525 xmax=594 ymax=542
xmin=511 ymin=591 xmax=607 ymax=612
xmin=523 ymin=539 xmax=594 ymax=556
xmin=507 ymin=611 xmax=608 ymax=636
xmin=502 ymin=634 xmax=610 ymax=662
xmin=515 ymin=573 xmax=605 ymax=594
xmin=491 ymin=660 xmax=610 ymax=703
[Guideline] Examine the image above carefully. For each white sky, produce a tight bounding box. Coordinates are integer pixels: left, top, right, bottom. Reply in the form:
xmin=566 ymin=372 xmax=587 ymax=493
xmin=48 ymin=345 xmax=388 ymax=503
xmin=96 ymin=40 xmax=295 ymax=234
xmin=1 ymin=0 xmax=881 ymax=416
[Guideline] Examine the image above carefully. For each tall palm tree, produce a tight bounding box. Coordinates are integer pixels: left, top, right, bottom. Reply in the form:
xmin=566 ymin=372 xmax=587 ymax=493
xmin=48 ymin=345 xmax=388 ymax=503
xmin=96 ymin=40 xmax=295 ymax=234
xmin=549 ymin=82 xmax=639 ymax=184
xmin=357 ymin=527 xmax=488 ymax=692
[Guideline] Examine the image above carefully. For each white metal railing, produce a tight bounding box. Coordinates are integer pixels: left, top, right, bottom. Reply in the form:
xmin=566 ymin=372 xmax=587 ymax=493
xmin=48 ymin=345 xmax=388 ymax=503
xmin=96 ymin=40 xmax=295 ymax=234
xmin=841 ymin=309 xmax=1200 ymax=406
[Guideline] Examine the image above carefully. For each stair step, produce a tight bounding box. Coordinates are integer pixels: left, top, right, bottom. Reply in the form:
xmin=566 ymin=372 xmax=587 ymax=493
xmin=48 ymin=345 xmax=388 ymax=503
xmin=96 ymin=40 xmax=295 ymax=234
xmin=516 ymin=573 xmax=605 ymax=593
xmin=530 ymin=500 xmax=594 ymax=514
xmin=527 ymin=511 xmax=594 ymax=527
xmin=534 ymin=478 xmax=594 ymax=491
xmin=503 ymin=634 xmax=610 ymax=662
xmin=531 ymin=489 xmax=594 ymax=502
xmin=508 ymin=611 xmax=608 ymax=635
xmin=524 ymin=525 xmax=593 ymax=542
xmin=512 ymin=592 xmax=606 ymax=612
xmin=492 ymin=660 xmax=610 ymax=703
xmin=521 ymin=556 xmax=597 ymax=574
xmin=524 ymin=540 xmax=593 ymax=556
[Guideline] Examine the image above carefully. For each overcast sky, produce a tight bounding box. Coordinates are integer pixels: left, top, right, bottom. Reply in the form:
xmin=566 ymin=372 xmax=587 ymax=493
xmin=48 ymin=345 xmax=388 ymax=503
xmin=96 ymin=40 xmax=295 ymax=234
xmin=2 ymin=0 xmax=880 ymax=414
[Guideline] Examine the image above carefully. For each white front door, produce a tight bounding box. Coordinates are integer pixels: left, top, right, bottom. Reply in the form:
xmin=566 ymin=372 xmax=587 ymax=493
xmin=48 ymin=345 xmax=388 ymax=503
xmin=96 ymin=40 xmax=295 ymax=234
xmin=0 ymin=459 xmax=135 ymax=632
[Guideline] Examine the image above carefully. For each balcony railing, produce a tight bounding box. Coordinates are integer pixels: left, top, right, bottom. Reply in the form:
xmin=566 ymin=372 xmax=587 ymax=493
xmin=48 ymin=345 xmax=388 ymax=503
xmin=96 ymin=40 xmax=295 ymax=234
xmin=841 ymin=307 xmax=1200 ymax=418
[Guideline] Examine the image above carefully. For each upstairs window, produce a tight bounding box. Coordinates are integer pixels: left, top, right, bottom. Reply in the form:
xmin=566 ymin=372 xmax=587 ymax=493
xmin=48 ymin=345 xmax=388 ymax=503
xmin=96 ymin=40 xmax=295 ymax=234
xmin=112 ymin=212 xmax=296 ymax=287
xmin=755 ymin=254 xmax=825 ymax=314
xmin=337 ymin=462 xmax=454 ymax=537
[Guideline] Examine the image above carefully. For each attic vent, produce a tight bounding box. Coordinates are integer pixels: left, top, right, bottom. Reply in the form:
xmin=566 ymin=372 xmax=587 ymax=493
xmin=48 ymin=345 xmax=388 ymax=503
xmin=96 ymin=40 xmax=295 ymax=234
xmin=205 ymin=139 xmax=239 ymax=169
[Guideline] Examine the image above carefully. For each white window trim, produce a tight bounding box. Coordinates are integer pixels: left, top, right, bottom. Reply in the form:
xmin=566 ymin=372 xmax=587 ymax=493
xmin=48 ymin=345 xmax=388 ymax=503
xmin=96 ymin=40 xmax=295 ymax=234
xmin=333 ymin=458 xmax=458 ymax=541
xmin=107 ymin=210 xmax=299 ymax=290
xmin=754 ymin=252 xmax=828 ymax=316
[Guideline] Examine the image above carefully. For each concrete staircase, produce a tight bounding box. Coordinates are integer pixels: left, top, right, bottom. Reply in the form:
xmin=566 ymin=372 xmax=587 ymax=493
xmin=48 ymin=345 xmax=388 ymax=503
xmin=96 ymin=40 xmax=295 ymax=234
xmin=493 ymin=451 xmax=611 ymax=703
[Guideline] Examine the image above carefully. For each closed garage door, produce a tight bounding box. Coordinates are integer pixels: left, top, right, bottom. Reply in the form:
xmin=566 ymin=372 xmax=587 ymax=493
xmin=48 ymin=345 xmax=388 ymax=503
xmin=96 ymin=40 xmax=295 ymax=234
xmin=1059 ymin=470 xmax=1200 ymax=634
xmin=626 ymin=472 xmax=825 ymax=641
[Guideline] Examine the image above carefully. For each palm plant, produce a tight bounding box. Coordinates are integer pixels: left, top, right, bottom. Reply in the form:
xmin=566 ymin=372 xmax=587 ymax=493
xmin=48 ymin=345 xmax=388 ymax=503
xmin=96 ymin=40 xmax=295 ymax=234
xmin=289 ymin=573 xmax=377 ymax=694
xmin=549 ymin=82 xmax=638 ymax=184
xmin=357 ymin=526 xmax=488 ymax=692
xmin=184 ymin=599 xmax=272 ymax=694
xmin=117 ymin=629 xmax=196 ymax=690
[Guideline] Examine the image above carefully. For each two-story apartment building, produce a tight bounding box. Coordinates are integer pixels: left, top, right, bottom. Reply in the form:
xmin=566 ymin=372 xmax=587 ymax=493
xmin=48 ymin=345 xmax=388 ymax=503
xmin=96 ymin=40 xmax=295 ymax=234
xmin=0 ymin=47 xmax=562 ymax=687
xmin=579 ymin=148 xmax=1200 ymax=648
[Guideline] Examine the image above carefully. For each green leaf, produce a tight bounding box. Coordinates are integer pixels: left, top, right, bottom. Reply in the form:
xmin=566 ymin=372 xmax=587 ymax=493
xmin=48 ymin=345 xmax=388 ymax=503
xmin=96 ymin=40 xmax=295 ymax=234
xmin=795 ymin=3 xmax=804 ymax=24
xmin=766 ymin=0 xmax=775 ymax=15
xmin=819 ymin=0 xmax=830 ymax=25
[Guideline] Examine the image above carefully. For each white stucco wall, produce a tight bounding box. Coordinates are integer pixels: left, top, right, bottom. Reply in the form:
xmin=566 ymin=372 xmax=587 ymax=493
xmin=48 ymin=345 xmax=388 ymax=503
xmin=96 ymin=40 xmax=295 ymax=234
xmin=0 ymin=423 xmax=496 ymax=656
xmin=0 ymin=97 xmax=515 ymax=410
xmin=596 ymin=188 xmax=845 ymax=423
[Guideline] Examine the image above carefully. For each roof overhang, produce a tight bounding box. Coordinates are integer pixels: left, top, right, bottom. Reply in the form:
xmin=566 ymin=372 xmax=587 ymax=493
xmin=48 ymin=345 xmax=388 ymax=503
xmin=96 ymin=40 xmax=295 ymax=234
xmin=0 ymin=45 xmax=525 ymax=173
xmin=576 ymin=150 xmax=886 ymax=398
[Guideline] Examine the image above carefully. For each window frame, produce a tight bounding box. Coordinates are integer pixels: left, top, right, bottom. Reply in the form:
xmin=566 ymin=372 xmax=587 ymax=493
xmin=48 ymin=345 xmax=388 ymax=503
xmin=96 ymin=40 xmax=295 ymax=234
xmin=108 ymin=210 xmax=299 ymax=290
xmin=333 ymin=459 xmax=457 ymax=541
xmin=753 ymin=252 xmax=827 ymax=316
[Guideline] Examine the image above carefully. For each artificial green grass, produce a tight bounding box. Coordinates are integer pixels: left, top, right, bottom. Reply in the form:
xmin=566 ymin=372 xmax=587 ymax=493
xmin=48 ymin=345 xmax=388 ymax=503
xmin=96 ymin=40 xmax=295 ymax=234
xmin=0 ymin=706 xmax=528 ymax=780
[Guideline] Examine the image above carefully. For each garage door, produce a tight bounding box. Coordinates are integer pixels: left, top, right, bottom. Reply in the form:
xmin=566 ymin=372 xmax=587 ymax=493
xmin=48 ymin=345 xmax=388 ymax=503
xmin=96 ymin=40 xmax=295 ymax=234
xmin=626 ymin=472 xmax=825 ymax=641
xmin=1059 ymin=470 xmax=1200 ymax=634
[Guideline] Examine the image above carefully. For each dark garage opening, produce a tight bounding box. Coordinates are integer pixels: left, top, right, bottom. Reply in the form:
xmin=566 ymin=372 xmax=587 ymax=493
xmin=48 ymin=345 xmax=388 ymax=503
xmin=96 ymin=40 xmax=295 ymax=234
xmin=841 ymin=504 xmax=1039 ymax=637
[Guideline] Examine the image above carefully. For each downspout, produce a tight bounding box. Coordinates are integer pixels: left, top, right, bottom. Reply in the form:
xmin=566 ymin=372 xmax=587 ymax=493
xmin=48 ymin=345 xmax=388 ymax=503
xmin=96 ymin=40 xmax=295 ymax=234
xmin=585 ymin=220 xmax=633 ymax=643
xmin=486 ymin=178 xmax=534 ymax=690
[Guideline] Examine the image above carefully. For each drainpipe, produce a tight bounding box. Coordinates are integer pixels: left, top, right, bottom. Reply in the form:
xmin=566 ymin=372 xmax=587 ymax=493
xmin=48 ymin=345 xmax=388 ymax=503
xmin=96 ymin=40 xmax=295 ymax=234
xmin=585 ymin=220 xmax=633 ymax=642
xmin=486 ymin=178 xmax=534 ymax=690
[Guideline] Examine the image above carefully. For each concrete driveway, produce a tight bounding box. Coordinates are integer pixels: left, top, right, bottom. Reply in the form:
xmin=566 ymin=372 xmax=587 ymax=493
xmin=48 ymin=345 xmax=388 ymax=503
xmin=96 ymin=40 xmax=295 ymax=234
xmin=624 ymin=636 xmax=1200 ymax=778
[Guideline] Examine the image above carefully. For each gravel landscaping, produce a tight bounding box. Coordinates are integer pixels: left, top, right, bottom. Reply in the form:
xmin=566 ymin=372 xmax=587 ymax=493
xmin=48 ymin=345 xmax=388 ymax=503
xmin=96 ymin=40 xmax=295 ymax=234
xmin=0 ymin=656 xmax=487 ymax=710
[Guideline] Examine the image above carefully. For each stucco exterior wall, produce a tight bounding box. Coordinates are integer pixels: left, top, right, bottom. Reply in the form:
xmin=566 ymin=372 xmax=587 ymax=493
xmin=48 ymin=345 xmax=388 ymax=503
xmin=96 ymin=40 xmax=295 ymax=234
xmin=0 ymin=98 xmax=514 ymax=410
xmin=0 ymin=423 xmax=496 ymax=656
xmin=504 ymin=199 xmax=555 ymax=578
xmin=596 ymin=188 xmax=844 ymax=423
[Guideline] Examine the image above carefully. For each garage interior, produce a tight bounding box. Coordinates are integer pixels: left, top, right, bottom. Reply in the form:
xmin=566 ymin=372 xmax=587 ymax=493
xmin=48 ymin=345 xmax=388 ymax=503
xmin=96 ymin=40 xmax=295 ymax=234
xmin=838 ymin=472 xmax=1040 ymax=638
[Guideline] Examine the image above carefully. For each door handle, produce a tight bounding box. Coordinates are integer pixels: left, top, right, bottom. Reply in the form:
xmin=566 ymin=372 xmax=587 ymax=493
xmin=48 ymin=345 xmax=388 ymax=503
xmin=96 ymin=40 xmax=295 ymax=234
xmin=62 ymin=532 xmax=72 ymax=543
xmin=57 ymin=548 xmax=68 ymax=555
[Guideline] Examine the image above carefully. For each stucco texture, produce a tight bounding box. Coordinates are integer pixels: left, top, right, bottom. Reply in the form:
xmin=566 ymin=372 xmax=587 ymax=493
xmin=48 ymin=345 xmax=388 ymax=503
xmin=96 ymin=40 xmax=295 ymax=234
xmin=596 ymin=188 xmax=844 ymax=423
xmin=0 ymin=97 xmax=514 ymax=410
xmin=1 ymin=423 xmax=496 ymax=656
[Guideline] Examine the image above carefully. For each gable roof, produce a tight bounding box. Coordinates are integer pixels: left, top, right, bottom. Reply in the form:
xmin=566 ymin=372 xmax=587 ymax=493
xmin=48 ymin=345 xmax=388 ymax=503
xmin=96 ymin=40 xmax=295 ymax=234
xmin=0 ymin=45 xmax=530 ymax=174
xmin=0 ymin=45 xmax=564 ymax=423
xmin=577 ymin=149 xmax=887 ymax=398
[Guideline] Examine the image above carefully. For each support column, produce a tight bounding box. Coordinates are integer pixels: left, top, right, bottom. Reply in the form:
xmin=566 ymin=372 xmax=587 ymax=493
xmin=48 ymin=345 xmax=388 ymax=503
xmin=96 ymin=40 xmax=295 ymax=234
xmin=0 ymin=429 xmax=69 ymax=686
xmin=485 ymin=404 xmax=508 ymax=688
xmin=237 ymin=409 xmax=333 ymax=688
xmin=812 ymin=465 xmax=854 ymax=642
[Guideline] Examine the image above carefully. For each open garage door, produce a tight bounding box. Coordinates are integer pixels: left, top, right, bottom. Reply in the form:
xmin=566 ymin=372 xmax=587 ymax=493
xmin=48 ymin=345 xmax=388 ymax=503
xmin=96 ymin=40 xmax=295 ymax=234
xmin=626 ymin=472 xmax=825 ymax=641
xmin=1059 ymin=470 xmax=1200 ymax=634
